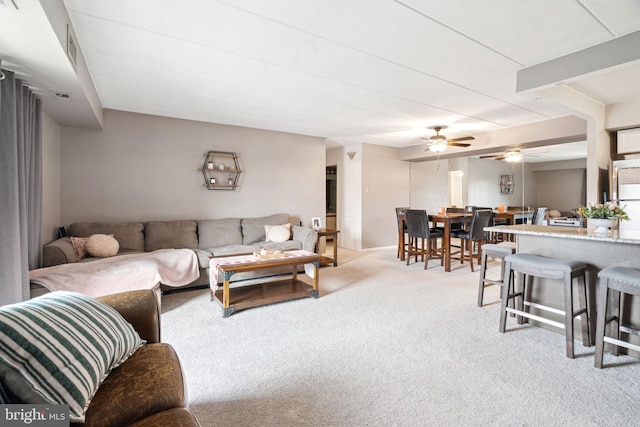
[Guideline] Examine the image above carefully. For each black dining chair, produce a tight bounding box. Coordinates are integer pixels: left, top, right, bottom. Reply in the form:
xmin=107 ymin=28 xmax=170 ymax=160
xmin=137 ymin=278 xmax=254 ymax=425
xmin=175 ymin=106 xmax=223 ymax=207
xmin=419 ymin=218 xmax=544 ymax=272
xmin=405 ymin=209 xmax=444 ymax=269
xmin=450 ymin=209 xmax=493 ymax=272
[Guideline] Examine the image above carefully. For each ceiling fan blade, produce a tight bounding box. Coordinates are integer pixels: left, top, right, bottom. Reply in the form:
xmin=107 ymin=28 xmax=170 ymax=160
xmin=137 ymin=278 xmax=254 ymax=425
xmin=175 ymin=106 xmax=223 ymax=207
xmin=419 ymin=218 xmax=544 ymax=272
xmin=479 ymin=154 xmax=505 ymax=159
xmin=447 ymin=142 xmax=471 ymax=147
xmin=448 ymin=136 xmax=475 ymax=143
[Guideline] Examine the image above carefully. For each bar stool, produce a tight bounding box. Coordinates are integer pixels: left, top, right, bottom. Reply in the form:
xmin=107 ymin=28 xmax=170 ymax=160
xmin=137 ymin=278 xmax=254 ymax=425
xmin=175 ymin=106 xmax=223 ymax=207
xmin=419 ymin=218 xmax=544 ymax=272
xmin=499 ymin=253 xmax=592 ymax=358
xmin=594 ymin=266 xmax=640 ymax=368
xmin=395 ymin=207 xmax=410 ymax=261
xmin=477 ymin=242 xmax=516 ymax=307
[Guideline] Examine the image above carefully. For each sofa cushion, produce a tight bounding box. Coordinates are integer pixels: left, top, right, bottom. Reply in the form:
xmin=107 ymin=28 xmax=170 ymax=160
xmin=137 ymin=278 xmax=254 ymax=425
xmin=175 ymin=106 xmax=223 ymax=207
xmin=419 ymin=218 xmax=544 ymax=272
xmin=82 ymin=343 xmax=186 ymax=427
xmin=242 ymin=213 xmax=289 ymax=245
xmin=207 ymin=244 xmax=259 ymax=258
xmin=261 ymin=240 xmax=302 ymax=251
xmin=0 ymin=292 xmax=145 ymax=422
xmin=265 ymin=223 xmax=291 ymax=242
xmin=198 ymin=218 xmax=242 ymax=249
xmin=87 ymin=234 xmax=120 ymax=257
xmin=69 ymin=222 xmax=145 ymax=252
xmin=145 ymin=221 xmax=198 ymax=252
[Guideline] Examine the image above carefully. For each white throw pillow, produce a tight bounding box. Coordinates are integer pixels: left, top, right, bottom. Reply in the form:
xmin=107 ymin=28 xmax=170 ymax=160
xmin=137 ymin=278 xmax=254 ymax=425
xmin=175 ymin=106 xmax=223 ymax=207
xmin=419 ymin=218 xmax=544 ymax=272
xmin=264 ymin=223 xmax=291 ymax=243
xmin=86 ymin=233 xmax=119 ymax=257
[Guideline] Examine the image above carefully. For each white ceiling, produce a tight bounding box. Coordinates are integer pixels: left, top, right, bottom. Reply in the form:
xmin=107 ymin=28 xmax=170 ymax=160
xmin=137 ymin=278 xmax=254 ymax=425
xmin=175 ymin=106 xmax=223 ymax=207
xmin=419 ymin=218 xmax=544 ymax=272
xmin=2 ymin=0 xmax=640 ymax=160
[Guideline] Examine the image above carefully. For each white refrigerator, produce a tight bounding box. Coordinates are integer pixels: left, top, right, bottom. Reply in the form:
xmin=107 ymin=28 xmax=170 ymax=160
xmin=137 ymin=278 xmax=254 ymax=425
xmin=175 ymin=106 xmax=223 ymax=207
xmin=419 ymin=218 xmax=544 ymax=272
xmin=611 ymin=159 xmax=640 ymax=233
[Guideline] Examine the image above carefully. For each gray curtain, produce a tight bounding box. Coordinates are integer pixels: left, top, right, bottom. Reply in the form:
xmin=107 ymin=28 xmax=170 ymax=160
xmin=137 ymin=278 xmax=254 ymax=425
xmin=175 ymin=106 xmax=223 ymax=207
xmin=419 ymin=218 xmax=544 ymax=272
xmin=0 ymin=64 xmax=43 ymax=305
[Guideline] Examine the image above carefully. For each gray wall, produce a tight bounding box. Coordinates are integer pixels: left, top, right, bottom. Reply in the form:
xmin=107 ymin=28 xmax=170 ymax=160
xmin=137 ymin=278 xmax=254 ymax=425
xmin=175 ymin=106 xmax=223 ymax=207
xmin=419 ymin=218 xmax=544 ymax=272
xmin=41 ymin=113 xmax=61 ymax=244
xmin=59 ymin=109 xmax=325 ymax=227
xmin=467 ymin=158 xmax=535 ymax=210
xmin=409 ymin=159 xmax=448 ymax=211
xmin=362 ymin=144 xmax=410 ymax=249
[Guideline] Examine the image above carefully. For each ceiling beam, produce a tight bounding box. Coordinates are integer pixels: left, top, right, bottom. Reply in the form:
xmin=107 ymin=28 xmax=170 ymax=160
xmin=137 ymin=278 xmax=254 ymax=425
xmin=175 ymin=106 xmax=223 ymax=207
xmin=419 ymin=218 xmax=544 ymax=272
xmin=516 ymin=29 xmax=640 ymax=93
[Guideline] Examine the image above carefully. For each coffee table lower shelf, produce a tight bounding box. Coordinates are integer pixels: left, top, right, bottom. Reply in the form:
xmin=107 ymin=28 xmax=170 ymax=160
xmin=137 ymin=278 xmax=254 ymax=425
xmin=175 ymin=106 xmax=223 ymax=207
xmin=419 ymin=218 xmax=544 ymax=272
xmin=213 ymin=279 xmax=318 ymax=317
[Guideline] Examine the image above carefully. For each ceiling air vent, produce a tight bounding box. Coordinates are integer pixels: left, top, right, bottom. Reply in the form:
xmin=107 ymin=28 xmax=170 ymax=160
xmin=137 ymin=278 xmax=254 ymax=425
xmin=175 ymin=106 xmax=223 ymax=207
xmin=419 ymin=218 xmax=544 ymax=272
xmin=52 ymin=92 xmax=74 ymax=102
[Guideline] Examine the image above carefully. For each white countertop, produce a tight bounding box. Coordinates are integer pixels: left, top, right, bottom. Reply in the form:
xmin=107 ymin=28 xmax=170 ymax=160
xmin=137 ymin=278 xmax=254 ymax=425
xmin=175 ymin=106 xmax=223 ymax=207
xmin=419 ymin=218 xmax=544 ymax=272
xmin=484 ymin=224 xmax=640 ymax=245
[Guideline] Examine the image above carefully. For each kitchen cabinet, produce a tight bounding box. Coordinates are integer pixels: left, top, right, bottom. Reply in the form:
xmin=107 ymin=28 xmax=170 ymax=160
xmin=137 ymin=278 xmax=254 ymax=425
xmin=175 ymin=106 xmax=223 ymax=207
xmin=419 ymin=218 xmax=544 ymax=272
xmin=617 ymin=128 xmax=640 ymax=155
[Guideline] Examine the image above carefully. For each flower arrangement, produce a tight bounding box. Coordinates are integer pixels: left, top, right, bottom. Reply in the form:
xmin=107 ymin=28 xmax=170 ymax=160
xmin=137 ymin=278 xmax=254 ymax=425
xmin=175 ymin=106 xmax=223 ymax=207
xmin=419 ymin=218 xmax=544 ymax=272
xmin=578 ymin=202 xmax=630 ymax=221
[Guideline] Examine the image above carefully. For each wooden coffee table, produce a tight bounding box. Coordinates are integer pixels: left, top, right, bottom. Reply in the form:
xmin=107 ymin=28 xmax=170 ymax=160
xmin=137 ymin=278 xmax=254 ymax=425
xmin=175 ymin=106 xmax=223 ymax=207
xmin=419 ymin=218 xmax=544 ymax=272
xmin=209 ymin=250 xmax=321 ymax=317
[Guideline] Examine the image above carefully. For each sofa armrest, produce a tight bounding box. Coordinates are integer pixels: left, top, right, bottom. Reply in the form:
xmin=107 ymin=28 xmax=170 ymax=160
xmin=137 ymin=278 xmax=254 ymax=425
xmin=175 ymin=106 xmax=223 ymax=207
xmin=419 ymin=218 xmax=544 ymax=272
xmin=97 ymin=290 xmax=161 ymax=344
xmin=291 ymin=226 xmax=318 ymax=252
xmin=42 ymin=237 xmax=78 ymax=267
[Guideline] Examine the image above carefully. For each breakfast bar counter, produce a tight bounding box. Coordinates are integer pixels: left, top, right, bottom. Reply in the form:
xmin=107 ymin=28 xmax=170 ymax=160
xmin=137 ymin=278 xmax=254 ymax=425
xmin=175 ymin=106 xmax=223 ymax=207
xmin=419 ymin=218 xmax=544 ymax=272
xmin=485 ymin=224 xmax=640 ymax=245
xmin=484 ymin=224 xmax=640 ymax=357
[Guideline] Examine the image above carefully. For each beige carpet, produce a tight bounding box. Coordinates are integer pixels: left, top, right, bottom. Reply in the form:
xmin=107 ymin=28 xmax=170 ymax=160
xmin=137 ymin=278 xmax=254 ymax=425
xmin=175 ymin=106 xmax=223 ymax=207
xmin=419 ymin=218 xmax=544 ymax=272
xmin=161 ymin=247 xmax=640 ymax=427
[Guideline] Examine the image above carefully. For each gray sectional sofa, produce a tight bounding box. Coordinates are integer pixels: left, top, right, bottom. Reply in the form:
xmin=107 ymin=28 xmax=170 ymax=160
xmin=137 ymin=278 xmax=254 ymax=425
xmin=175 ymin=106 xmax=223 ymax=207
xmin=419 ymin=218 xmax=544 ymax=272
xmin=41 ymin=213 xmax=318 ymax=292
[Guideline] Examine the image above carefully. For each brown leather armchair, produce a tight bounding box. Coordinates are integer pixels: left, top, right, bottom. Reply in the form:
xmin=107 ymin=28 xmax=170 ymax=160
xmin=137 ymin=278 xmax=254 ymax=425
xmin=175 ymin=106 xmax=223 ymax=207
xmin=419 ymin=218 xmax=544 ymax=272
xmin=75 ymin=290 xmax=200 ymax=427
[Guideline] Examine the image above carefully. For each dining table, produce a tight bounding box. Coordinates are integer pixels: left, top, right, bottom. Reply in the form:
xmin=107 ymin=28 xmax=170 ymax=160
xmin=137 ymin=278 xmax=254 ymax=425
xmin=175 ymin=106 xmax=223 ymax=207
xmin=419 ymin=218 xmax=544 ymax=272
xmin=493 ymin=210 xmax=534 ymax=224
xmin=399 ymin=211 xmax=473 ymax=272
xmin=492 ymin=210 xmax=534 ymax=241
xmin=428 ymin=212 xmax=473 ymax=272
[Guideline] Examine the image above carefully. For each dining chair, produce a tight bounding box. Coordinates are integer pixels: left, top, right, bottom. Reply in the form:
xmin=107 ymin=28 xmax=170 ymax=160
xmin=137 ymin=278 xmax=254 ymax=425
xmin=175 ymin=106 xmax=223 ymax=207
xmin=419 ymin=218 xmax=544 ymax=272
xmin=404 ymin=209 xmax=444 ymax=269
xmin=395 ymin=207 xmax=410 ymax=260
xmin=450 ymin=209 xmax=493 ymax=272
xmin=530 ymin=207 xmax=547 ymax=225
xmin=446 ymin=207 xmax=466 ymax=230
xmin=491 ymin=208 xmax=509 ymax=243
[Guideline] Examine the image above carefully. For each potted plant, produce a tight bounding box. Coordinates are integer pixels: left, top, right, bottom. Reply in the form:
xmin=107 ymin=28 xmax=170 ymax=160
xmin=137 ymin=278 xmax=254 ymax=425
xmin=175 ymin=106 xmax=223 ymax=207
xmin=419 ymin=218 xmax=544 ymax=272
xmin=578 ymin=202 xmax=629 ymax=233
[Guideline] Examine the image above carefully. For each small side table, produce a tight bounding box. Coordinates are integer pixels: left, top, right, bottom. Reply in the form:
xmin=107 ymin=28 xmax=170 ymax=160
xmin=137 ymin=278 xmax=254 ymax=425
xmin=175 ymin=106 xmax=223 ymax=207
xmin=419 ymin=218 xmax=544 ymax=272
xmin=315 ymin=228 xmax=340 ymax=267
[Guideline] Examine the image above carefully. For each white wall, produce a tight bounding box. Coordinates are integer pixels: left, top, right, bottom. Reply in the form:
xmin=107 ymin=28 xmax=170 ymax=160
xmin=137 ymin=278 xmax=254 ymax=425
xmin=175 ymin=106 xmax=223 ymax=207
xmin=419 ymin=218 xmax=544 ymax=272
xmin=41 ymin=113 xmax=61 ymax=243
xmin=336 ymin=144 xmax=362 ymax=250
xmin=59 ymin=109 xmax=325 ymax=226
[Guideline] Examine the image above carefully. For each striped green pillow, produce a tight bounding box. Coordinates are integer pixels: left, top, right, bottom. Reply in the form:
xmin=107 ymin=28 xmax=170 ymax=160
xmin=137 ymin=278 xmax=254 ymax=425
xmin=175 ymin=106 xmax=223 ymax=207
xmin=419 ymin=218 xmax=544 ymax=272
xmin=0 ymin=291 xmax=145 ymax=422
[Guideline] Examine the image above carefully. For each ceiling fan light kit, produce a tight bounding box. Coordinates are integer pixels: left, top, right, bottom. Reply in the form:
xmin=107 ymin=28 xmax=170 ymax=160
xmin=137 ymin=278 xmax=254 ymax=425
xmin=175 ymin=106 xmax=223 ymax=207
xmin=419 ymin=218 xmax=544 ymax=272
xmin=422 ymin=125 xmax=474 ymax=152
xmin=504 ymin=151 xmax=523 ymax=162
xmin=480 ymin=150 xmax=523 ymax=162
xmin=428 ymin=143 xmax=447 ymax=153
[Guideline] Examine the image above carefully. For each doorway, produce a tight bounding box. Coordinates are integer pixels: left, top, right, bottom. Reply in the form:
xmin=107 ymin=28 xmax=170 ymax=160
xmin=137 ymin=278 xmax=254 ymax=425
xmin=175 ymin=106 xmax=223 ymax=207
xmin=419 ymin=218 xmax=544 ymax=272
xmin=318 ymin=165 xmax=338 ymax=253
xmin=326 ymin=166 xmax=337 ymax=232
xmin=449 ymin=170 xmax=464 ymax=207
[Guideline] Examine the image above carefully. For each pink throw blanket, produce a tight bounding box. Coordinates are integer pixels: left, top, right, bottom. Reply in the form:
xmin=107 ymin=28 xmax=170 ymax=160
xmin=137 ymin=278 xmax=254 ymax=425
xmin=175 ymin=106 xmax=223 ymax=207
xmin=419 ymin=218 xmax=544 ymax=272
xmin=29 ymin=249 xmax=200 ymax=298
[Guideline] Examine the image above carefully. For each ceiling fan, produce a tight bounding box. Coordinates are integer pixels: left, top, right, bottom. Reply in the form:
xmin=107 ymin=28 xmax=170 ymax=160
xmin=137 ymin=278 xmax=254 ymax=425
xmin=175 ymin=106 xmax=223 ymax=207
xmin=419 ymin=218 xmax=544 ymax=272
xmin=479 ymin=150 xmax=524 ymax=162
xmin=422 ymin=126 xmax=474 ymax=152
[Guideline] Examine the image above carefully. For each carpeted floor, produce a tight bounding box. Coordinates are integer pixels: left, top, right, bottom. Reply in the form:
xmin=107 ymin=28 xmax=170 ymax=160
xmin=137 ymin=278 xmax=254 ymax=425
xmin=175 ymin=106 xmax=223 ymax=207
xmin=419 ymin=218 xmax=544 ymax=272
xmin=161 ymin=247 xmax=640 ymax=427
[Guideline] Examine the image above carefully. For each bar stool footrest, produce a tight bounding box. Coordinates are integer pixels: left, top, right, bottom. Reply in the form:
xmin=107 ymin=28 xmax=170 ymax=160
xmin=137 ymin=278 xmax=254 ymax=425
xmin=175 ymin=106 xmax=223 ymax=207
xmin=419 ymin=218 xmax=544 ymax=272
xmin=505 ymin=307 xmax=565 ymax=329
xmin=619 ymin=325 xmax=640 ymax=337
xmin=603 ymin=336 xmax=640 ymax=353
xmin=523 ymin=301 xmax=565 ymax=317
